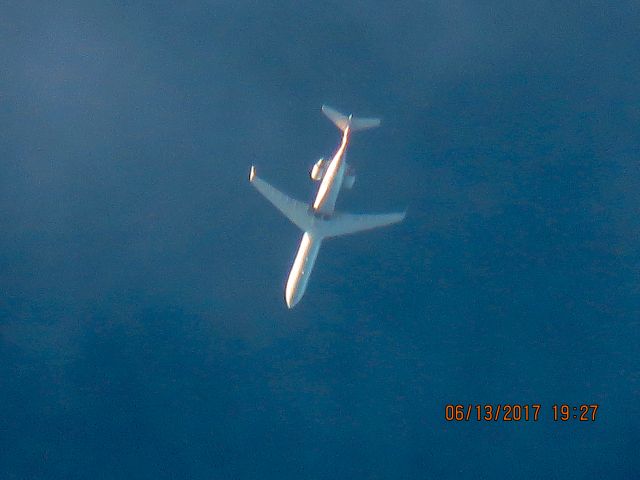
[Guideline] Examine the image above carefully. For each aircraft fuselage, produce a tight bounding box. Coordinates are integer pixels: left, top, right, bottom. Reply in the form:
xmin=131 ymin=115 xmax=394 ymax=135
xmin=312 ymin=126 xmax=351 ymax=215
xmin=285 ymin=126 xmax=351 ymax=308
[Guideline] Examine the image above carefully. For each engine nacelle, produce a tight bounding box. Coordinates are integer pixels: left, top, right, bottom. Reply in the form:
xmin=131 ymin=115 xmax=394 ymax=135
xmin=310 ymin=157 xmax=327 ymax=181
xmin=342 ymin=164 xmax=356 ymax=189
xmin=343 ymin=173 xmax=356 ymax=189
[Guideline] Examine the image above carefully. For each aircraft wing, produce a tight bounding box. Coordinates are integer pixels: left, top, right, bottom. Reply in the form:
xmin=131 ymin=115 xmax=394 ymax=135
xmin=249 ymin=166 xmax=312 ymax=231
xmin=320 ymin=210 xmax=406 ymax=238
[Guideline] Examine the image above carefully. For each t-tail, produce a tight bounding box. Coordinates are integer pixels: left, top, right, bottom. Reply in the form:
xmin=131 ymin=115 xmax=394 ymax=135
xmin=322 ymin=105 xmax=381 ymax=132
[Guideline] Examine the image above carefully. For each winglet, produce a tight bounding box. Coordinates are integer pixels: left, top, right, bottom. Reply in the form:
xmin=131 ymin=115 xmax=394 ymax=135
xmin=249 ymin=165 xmax=256 ymax=182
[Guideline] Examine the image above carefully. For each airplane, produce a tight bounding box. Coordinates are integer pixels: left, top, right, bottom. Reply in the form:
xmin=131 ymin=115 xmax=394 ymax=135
xmin=249 ymin=105 xmax=406 ymax=308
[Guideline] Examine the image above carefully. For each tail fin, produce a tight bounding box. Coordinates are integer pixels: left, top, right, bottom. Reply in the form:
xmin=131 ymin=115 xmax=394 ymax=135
xmin=322 ymin=105 xmax=381 ymax=132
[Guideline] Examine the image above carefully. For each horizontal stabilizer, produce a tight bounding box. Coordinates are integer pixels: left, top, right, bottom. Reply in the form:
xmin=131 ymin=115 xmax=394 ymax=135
xmin=249 ymin=166 xmax=312 ymax=232
xmin=322 ymin=105 xmax=381 ymax=132
xmin=319 ymin=210 xmax=406 ymax=238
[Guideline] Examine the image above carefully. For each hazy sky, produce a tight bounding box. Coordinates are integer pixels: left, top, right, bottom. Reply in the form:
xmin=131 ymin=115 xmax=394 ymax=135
xmin=1 ymin=1 xmax=639 ymax=478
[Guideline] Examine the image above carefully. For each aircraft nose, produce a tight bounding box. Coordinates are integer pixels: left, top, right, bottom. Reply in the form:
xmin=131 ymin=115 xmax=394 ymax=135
xmin=285 ymin=277 xmax=300 ymax=309
xmin=285 ymin=284 xmax=302 ymax=308
xmin=285 ymin=292 xmax=299 ymax=309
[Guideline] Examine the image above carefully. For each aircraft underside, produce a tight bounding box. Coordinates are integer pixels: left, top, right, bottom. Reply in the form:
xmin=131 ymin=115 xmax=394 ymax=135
xmin=249 ymin=105 xmax=405 ymax=308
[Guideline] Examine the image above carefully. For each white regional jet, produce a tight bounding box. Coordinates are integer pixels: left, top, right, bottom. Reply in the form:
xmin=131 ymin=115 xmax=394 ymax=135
xmin=249 ymin=105 xmax=406 ymax=308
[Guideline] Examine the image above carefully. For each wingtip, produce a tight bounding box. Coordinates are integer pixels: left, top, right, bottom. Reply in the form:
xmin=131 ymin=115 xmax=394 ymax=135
xmin=249 ymin=165 xmax=256 ymax=182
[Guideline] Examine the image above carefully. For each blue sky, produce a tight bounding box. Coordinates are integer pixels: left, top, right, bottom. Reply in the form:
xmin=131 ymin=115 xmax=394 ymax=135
xmin=1 ymin=1 xmax=639 ymax=478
